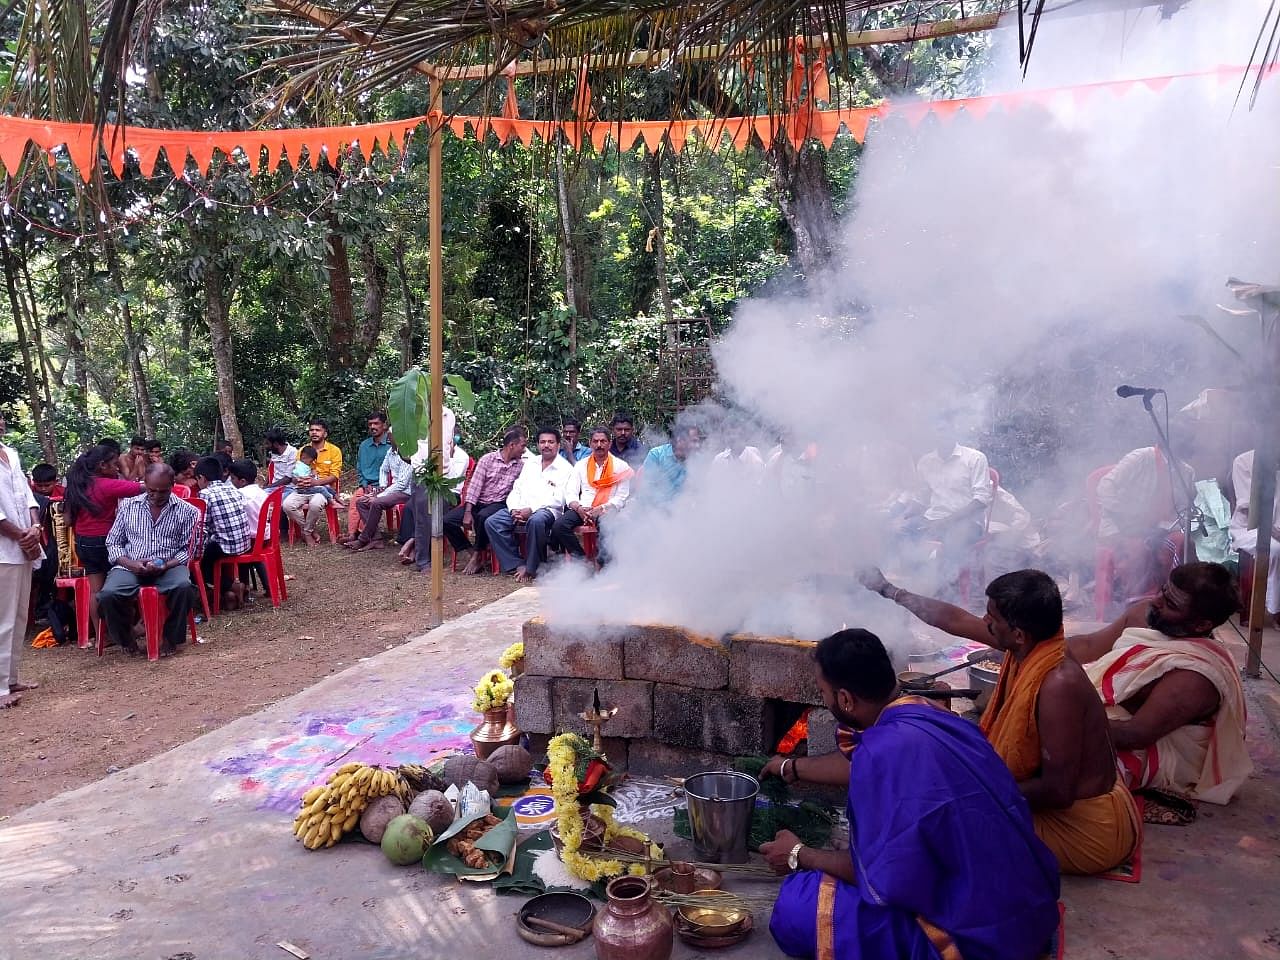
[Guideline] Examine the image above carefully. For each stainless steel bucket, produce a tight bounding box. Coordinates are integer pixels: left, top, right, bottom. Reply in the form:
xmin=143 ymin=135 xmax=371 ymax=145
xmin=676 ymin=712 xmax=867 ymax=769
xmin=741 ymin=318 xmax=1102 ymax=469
xmin=683 ymin=771 xmax=759 ymax=864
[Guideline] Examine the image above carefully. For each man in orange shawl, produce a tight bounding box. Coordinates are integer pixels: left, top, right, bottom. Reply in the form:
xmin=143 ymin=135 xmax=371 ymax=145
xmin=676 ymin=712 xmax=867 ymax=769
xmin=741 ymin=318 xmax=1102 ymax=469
xmin=862 ymin=568 xmax=1138 ymax=874
xmin=549 ymin=426 xmax=633 ymax=564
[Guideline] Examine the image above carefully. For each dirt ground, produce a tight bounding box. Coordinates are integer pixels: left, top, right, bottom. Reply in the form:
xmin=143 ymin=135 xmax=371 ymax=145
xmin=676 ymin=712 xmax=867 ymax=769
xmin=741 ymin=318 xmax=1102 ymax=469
xmin=0 ymin=540 xmax=518 ymax=815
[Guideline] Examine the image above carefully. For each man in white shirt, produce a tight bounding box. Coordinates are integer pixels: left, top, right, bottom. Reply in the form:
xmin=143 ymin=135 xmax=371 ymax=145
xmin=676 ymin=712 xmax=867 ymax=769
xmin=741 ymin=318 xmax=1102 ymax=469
xmin=486 ymin=427 xmax=573 ymax=582
xmin=1228 ymin=449 xmax=1279 ymax=625
xmin=549 ymin=426 xmax=633 ymax=566
xmin=894 ymin=436 xmax=994 ymax=585
xmin=400 ymin=439 xmax=470 ymax=573
xmin=1096 ymin=446 xmax=1195 ymax=602
xmin=263 ymin=428 xmax=298 ymax=490
xmin=0 ymin=413 xmax=42 ymax=709
xmin=348 ymin=438 xmax=414 ymax=551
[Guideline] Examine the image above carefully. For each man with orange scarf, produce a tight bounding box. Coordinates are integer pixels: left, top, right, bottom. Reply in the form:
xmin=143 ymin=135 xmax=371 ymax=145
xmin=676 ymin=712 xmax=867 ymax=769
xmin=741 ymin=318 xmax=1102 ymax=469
xmin=862 ymin=568 xmax=1138 ymax=875
xmin=549 ymin=426 xmax=632 ymax=565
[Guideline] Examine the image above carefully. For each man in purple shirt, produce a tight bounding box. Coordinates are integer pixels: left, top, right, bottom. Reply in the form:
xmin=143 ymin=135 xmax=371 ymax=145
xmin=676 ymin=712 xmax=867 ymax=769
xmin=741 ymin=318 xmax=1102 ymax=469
xmin=443 ymin=428 xmax=527 ymax=574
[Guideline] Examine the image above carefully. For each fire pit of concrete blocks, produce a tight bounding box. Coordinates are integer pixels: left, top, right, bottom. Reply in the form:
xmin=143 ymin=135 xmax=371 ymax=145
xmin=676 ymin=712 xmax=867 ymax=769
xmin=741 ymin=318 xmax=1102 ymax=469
xmin=517 ymin=618 xmax=848 ymax=779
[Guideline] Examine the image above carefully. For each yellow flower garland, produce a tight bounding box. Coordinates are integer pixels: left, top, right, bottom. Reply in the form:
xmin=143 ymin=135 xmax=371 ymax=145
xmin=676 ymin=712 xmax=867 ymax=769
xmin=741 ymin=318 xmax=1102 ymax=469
xmin=547 ymin=732 xmax=647 ymax=882
xmin=498 ymin=641 xmax=525 ymax=671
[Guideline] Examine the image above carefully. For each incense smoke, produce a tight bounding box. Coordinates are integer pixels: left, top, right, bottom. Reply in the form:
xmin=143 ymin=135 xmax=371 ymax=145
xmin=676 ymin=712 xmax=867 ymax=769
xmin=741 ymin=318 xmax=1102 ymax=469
xmin=540 ymin=1 xmax=1280 ymax=647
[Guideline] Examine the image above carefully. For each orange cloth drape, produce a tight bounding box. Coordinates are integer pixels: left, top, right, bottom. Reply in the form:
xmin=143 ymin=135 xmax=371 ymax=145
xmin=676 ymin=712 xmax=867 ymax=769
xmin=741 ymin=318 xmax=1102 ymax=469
xmin=979 ymin=632 xmax=1068 ymax=781
xmin=587 ymin=456 xmax=631 ymax=509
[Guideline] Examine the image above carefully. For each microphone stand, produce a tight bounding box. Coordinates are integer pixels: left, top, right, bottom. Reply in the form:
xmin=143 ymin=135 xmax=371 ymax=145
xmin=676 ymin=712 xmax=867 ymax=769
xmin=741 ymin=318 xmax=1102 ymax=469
xmin=1141 ymin=393 xmax=1198 ymax=564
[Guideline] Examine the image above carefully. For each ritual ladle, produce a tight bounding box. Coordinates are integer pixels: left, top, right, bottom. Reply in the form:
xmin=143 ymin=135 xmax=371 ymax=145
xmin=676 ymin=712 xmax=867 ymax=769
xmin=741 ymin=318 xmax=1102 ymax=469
xmin=898 ymin=649 xmax=995 ymax=691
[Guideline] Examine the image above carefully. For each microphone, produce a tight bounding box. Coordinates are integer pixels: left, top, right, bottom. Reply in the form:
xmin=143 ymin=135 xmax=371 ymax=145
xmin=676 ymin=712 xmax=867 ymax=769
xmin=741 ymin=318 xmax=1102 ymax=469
xmin=1116 ymin=384 xmax=1163 ymax=400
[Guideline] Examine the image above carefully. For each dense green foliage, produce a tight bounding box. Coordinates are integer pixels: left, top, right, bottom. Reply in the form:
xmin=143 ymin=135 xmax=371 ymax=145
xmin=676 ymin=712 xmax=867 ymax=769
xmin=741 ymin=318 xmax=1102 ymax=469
xmin=0 ymin=0 xmax=985 ymax=467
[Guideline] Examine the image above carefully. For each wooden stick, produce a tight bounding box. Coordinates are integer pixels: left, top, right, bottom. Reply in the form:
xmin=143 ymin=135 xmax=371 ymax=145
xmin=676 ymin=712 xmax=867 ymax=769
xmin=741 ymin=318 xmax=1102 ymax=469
xmin=523 ymin=916 xmax=588 ymax=939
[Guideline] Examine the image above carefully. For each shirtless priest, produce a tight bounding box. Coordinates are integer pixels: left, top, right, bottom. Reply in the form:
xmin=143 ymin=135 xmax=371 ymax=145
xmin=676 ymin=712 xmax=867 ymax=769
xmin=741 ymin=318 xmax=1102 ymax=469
xmin=861 ymin=567 xmax=1139 ymax=874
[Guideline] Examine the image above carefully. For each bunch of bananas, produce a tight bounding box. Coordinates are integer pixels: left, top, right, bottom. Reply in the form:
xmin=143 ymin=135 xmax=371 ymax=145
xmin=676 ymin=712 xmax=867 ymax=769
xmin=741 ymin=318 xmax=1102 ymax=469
xmin=396 ymin=763 xmax=446 ymax=794
xmin=292 ymin=762 xmax=412 ymax=850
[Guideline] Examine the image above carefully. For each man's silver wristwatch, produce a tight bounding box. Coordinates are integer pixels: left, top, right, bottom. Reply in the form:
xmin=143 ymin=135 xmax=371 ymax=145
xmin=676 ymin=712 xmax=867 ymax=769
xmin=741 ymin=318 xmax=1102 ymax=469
xmin=786 ymin=842 xmax=804 ymax=872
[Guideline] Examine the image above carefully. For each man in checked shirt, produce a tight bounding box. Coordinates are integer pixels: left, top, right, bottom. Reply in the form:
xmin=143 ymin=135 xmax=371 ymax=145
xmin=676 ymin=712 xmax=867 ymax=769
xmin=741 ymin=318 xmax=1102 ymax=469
xmin=443 ymin=427 xmax=527 ymax=574
xmin=193 ymin=456 xmax=252 ymax=609
xmin=99 ymin=464 xmax=200 ymax=657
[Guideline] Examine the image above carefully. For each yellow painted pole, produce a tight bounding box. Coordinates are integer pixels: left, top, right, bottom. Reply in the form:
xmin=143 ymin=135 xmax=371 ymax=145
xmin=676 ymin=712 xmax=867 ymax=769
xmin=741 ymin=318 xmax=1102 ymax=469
xmin=428 ymin=76 xmax=445 ymax=628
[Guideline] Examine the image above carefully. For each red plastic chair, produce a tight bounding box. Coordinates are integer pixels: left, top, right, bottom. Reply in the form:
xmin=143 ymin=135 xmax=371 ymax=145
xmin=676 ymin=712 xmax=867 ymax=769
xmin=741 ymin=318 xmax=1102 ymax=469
xmin=97 ymin=585 xmax=198 ymax=662
xmin=187 ymin=497 xmax=214 ymax=622
xmin=1086 ymin=464 xmax=1118 ymax=621
xmin=56 ymin=573 xmax=94 ymax=650
xmin=212 ymin=487 xmax=287 ymax=614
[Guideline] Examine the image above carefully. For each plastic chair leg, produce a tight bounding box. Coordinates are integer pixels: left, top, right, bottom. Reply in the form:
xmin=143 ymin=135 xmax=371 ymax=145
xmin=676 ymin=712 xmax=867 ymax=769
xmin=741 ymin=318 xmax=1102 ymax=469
xmin=75 ymin=579 xmax=91 ymax=650
xmin=139 ymin=587 xmax=164 ymax=661
xmin=324 ymin=504 xmax=340 ymax=544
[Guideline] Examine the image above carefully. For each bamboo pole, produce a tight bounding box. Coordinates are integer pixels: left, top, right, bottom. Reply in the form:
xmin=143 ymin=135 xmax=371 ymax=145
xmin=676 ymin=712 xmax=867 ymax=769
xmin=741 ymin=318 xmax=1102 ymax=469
xmin=426 ymin=13 xmax=1006 ymax=82
xmin=1245 ymin=409 xmax=1278 ymax=677
xmin=428 ymin=76 xmax=445 ymax=628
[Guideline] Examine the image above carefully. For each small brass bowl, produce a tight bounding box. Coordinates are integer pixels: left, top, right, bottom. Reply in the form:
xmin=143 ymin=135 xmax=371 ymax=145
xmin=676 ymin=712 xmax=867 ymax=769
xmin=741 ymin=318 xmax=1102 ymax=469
xmin=677 ymin=890 xmax=747 ymax=935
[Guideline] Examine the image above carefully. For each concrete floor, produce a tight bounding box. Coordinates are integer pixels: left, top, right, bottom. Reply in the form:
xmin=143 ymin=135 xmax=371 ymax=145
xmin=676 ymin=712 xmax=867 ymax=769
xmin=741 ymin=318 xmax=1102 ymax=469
xmin=2 ymin=590 xmax=1279 ymax=960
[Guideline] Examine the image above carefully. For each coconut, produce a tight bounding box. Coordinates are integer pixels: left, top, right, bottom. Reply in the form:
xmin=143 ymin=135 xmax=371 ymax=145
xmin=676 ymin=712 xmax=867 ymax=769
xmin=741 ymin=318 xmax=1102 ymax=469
xmin=381 ymin=814 xmax=434 ymax=866
xmin=359 ymin=795 xmax=406 ymax=844
xmin=487 ymin=744 xmax=533 ymax=784
xmin=442 ymin=755 xmax=499 ymax=794
xmin=408 ymin=789 xmax=455 ymax=835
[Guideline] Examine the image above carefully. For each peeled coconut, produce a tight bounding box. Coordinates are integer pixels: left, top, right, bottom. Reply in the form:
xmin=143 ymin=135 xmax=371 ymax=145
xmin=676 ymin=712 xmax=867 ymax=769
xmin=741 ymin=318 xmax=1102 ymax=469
xmin=487 ymin=744 xmax=533 ymax=784
xmin=442 ymin=755 xmax=499 ymax=794
xmin=381 ymin=814 xmax=434 ymax=866
xmin=359 ymin=794 xmax=406 ymax=844
xmin=408 ymin=789 xmax=455 ymax=835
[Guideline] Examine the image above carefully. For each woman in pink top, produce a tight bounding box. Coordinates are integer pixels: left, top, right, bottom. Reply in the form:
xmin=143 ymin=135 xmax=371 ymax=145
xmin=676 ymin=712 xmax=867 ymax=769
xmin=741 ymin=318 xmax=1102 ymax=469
xmin=63 ymin=445 xmax=143 ymax=626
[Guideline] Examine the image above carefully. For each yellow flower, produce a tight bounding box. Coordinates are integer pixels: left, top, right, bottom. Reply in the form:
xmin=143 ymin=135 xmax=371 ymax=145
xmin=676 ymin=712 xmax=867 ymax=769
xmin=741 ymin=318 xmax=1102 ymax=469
xmin=498 ymin=642 xmax=525 ymax=670
xmin=472 ymin=669 xmax=514 ymax=713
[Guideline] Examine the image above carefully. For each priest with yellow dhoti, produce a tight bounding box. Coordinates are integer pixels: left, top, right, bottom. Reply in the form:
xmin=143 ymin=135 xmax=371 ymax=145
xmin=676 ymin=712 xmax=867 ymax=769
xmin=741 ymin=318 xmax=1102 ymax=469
xmin=864 ymin=568 xmax=1139 ymax=875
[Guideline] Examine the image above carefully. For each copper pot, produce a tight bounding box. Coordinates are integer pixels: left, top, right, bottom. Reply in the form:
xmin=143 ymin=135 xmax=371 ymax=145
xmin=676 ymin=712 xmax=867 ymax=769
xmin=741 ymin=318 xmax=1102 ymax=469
xmin=470 ymin=706 xmax=520 ymax=760
xmin=593 ymin=876 xmax=673 ymax=960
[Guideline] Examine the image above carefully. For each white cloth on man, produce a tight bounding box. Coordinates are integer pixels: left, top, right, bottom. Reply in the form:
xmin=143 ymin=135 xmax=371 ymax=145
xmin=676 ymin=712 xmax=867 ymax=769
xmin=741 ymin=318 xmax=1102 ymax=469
xmin=0 ymin=442 xmax=40 ymax=696
xmin=916 ymin=444 xmax=994 ymax=522
xmin=507 ymin=456 xmax=572 ymax=515
xmin=239 ymin=483 xmax=269 ymax=541
xmin=564 ymin=454 xmax=632 ymax=511
xmin=1096 ymin=446 xmax=1194 ymax=539
xmin=1229 ymin=450 xmax=1280 ymax=614
xmin=268 ymin=444 xmax=298 ymax=487
xmin=989 ymin=487 xmax=1041 ymax=550
xmin=380 ymin=448 xmax=414 ymax=496
xmin=411 ymin=440 xmax=469 ymax=495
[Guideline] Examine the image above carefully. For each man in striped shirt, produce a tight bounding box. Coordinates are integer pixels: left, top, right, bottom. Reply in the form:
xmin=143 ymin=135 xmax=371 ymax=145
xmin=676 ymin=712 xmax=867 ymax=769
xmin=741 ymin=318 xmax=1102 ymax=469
xmin=99 ymin=464 xmax=199 ymax=657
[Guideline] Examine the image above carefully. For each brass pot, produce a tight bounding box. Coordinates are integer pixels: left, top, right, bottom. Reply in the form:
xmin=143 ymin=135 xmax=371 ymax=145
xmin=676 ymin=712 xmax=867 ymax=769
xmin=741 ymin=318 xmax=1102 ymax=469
xmin=592 ymin=875 xmax=673 ymax=960
xmin=470 ymin=706 xmax=520 ymax=760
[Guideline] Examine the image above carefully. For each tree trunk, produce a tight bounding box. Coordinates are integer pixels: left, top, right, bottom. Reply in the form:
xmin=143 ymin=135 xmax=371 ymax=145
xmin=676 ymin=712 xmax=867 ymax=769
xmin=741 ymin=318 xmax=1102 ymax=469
xmin=768 ymin=137 xmax=837 ymax=276
xmin=178 ymin=308 xmax=192 ymax=379
xmin=394 ymin=245 xmax=420 ymax=371
xmin=58 ymin=257 xmax=89 ymax=414
xmin=648 ymin=149 xmax=676 ymax=329
xmin=0 ymin=233 xmax=57 ymax=463
xmin=325 ymin=212 xmax=357 ymax=369
xmin=17 ymin=253 xmax=56 ymax=416
xmin=203 ymin=257 xmax=244 ymax=456
xmin=104 ymin=240 xmax=157 ymax=438
xmin=553 ymin=140 xmax=579 ymax=397
xmin=353 ymin=237 xmax=388 ymax=369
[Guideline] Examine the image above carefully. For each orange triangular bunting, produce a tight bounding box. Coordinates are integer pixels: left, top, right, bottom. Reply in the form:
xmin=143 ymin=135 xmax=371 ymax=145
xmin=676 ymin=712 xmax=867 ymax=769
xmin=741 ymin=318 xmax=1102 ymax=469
xmin=931 ymin=100 xmax=964 ymax=122
xmin=589 ymin=123 xmax=611 ymax=152
xmin=1140 ymin=76 xmax=1173 ymax=93
xmin=1107 ymin=79 xmax=1137 ymax=97
xmin=639 ymin=122 xmax=664 ymax=152
xmin=0 ymin=133 xmax=31 ymax=174
xmin=895 ymin=101 xmax=932 ymax=127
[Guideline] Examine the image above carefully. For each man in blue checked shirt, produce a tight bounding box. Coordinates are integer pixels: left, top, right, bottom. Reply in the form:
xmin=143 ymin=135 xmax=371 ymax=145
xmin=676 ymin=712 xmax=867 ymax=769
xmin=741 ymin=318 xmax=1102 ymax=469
xmin=194 ymin=456 xmax=251 ymax=609
xmin=99 ymin=464 xmax=199 ymax=657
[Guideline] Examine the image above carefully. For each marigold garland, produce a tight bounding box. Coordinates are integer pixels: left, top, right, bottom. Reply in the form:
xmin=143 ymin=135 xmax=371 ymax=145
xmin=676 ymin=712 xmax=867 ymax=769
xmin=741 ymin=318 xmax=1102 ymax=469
xmin=498 ymin=641 xmax=525 ymax=671
xmin=547 ymin=732 xmax=647 ymax=882
xmin=473 ymin=669 xmax=514 ymax=713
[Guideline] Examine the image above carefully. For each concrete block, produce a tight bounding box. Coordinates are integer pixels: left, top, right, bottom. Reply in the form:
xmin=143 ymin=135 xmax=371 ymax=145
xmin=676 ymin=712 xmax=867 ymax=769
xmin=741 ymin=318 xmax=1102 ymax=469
xmin=704 ymin=694 xmax=775 ymax=756
xmin=652 ymin=685 xmax=707 ymax=750
xmin=626 ymin=739 xmax=735 ymax=780
xmin=525 ymin=619 xmax=625 ymax=680
xmin=728 ymin=634 xmax=822 ymax=705
xmin=514 ymin=674 xmax=555 ymax=735
xmin=552 ymin=678 xmax=653 ymax=739
xmin=806 ymin=708 xmax=839 ymax=757
xmin=623 ymin=625 xmax=729 ymax=689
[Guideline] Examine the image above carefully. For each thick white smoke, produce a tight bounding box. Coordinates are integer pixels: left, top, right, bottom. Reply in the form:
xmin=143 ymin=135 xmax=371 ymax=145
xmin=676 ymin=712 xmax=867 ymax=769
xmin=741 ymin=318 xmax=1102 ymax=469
xmin=540 ymin=2 xmax=1279 ymax=646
